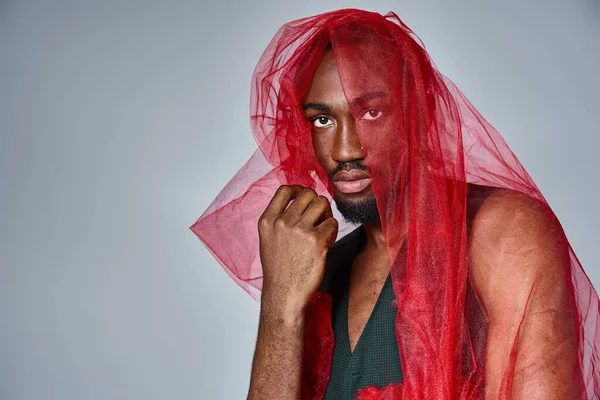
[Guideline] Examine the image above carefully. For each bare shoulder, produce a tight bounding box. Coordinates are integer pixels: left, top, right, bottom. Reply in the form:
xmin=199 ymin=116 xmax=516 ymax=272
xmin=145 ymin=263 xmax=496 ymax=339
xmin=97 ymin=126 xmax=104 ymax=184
xmin=470 ymin=188 xmax=563 ymax=249
xmin=468 ymin=188 xmax=569 ymax=318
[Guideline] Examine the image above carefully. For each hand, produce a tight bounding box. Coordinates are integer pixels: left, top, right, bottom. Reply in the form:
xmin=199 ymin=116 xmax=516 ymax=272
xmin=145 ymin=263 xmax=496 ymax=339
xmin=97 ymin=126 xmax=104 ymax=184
xmin=258 ymin=185 xmax=338 ymax=319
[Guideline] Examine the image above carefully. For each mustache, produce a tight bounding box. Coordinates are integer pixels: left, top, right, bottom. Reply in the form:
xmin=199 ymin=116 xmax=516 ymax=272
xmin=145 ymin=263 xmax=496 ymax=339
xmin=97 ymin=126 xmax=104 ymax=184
xmin=328 ymin=161 xmax=368 ymax=180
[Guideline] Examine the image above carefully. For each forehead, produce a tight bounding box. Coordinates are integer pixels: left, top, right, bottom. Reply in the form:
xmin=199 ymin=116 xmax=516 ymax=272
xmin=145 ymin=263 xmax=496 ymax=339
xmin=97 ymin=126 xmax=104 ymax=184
xmin=301 ymin=49 xmax=345 ymax=105
xmin=301 ymin=44 xmax=398 ymax=108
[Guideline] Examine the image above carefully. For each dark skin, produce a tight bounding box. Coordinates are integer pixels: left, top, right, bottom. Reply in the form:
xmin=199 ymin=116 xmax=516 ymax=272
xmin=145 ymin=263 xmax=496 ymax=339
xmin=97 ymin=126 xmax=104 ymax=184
xmin=248 ymin=48 xmax=579 ymax=399
xmin=301 ymin=49 xmax=401 ymax=354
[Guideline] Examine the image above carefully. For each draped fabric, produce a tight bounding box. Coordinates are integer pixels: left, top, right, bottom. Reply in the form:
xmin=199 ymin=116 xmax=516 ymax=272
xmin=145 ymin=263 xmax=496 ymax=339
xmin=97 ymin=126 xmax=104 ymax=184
xmin=190 ymin=9 xmax=599 ymax=399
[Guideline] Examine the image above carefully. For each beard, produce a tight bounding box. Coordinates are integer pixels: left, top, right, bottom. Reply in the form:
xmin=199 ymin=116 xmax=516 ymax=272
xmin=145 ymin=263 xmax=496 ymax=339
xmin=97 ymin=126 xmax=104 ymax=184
xmin=327 ymin=160 xmax=381 ymax=225
xmin=334 ymin=195 xmax=380 ymax=225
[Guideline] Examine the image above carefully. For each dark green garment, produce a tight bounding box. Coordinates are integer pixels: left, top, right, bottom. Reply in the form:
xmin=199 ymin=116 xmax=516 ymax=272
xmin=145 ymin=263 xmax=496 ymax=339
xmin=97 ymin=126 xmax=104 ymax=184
xmin=313 ymin=184 xmax=495 ymax=399
xmin=318 ymin=226 xmax=403 ymax=399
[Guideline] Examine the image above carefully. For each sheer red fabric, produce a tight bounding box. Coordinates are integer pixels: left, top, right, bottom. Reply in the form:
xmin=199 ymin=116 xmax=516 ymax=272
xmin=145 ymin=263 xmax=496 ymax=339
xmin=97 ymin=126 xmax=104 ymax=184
xmin=190 ymin=9 xmax=600 ymax=399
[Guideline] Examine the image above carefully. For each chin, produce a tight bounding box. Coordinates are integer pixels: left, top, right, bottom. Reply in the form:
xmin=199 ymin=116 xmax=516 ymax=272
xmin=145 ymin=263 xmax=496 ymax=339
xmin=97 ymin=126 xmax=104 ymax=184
xmin=334 ymin=192 xmax=380 ymax=225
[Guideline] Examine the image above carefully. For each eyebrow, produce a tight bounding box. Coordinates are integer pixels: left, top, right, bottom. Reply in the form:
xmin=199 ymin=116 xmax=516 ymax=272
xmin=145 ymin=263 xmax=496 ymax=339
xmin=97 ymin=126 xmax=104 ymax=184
xmin=351 ymin=91 xmax=390 ymax=107
xmin=301 ymin=91 xmax=390 ymax=112
xmin=302 ymin=102 xmax=332 ymax=112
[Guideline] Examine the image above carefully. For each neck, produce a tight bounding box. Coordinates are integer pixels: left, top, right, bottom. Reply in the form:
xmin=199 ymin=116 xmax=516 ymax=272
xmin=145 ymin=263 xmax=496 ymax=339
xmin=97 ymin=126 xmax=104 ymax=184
xmin=350 ymin=219 xmax=390 ymax=280
xmin=362 ymin=219 xmax=386 ymax=250
xmin=359 ymin=192 xmax=410 ymax=262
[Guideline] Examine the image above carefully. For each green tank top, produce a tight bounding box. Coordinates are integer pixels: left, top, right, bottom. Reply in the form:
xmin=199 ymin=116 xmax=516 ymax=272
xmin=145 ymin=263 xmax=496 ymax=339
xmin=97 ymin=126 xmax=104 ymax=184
xmin=319 ymin=226 xmax=403 ymax=399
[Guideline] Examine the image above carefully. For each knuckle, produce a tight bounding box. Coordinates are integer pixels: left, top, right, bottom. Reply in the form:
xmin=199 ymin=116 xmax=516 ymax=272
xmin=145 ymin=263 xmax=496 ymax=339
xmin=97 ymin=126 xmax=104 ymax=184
xmin=299 ymin=187 xmax=317 ymax=202
xmin=302 ymin=187 xmax=317 ymax=196
xmin=276 ymin=185 xmax=290 ymax=194
xmin=291 ymin=224 xmax=305 ymax=236
xmin=315 ymin=195 xmax=329 ymax=207
xmin=258 ymin=216 xmax=270 ymax=229
xmin=323 ymin=217 xmax=337 ymax=229
xmin=274 ymin=217 xmax=288 ymax=229
xmin=304 ymin=232 xmax=318 ymax=246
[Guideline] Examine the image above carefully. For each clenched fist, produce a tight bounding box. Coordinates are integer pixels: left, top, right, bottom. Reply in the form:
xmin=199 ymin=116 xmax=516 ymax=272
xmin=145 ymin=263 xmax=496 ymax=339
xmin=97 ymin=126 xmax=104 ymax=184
xmin=258 ymin=185 xmax=339 ymax=319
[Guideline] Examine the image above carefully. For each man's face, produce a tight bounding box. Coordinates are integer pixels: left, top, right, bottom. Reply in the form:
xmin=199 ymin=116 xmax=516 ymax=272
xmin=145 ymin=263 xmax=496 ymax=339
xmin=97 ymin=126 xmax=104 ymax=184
xmin=301 ymin=48 xmax=381 ymax=225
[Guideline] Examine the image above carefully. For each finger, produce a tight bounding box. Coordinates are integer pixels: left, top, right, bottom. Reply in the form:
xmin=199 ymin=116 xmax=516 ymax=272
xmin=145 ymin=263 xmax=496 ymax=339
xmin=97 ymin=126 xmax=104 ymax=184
xmin=316 ymin=217 xmax=339 ymax=247
xmin=280 ymin=187 xmax=319 ymax=223
xmin=299 ymin=195 xmax=332 ymax=227
xmin=261 ymin=185 xmax=305 ymax=220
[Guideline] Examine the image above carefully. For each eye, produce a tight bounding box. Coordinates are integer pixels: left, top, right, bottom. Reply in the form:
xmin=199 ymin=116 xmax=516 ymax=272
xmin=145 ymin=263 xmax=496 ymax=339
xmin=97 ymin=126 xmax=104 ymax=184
xmin=361 ymin=109 xmax=383 ymax=121
xmin=311 ymin=116 xmax=334 ymax=128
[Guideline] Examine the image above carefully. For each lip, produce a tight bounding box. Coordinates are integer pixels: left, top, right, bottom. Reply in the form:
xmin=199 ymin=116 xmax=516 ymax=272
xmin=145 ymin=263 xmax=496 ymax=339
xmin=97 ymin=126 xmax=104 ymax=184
xmin=332 ymin=170 xmax=371 ymax=194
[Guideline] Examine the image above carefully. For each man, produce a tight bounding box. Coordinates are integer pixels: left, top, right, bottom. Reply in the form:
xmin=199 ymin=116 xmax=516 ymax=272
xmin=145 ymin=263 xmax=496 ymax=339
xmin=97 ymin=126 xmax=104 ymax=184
xmin=191 ymin=9 xmax=598 ymax=399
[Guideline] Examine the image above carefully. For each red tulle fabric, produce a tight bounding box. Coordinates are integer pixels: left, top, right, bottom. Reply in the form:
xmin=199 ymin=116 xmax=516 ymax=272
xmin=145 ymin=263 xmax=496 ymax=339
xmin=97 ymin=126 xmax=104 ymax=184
xmin=191 ymin=9 xmax=600 ymax=399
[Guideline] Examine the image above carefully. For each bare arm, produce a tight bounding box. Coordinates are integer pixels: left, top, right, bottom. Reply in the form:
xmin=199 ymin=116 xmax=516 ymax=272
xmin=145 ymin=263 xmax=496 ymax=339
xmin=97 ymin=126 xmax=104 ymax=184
xmin=247 ymin=293 xmax=306 ymax=399
xmin=247 ymin=185 xmax=338 ymax=400
xmin=469 ymin=190 xmax=580 ymax=399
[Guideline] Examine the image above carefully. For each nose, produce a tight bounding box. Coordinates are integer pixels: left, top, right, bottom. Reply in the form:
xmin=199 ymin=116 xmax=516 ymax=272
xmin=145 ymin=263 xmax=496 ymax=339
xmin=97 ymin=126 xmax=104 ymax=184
xmin=332 ymin=116 xmax=364 ymax=163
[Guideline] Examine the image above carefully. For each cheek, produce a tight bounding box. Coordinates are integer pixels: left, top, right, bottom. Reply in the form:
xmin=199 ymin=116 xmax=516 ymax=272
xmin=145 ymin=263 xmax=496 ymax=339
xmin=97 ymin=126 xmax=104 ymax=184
xmin=357 ymin=114 xmax=405 ymax=154
xmin=310 ymin=132 xmax=333 ymax=169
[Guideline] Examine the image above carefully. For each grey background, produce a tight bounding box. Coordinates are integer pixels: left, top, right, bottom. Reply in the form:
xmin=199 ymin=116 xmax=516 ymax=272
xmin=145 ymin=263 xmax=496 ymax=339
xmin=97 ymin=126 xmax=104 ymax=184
xmin=1 ymin=1 xmax=598 ymax=399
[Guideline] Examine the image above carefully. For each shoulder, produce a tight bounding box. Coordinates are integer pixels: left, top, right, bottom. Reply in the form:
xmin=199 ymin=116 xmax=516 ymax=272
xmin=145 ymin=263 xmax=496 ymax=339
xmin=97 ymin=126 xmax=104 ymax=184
xmin=468 ymin=188 xmax=568 ymax=317
xmin=470 ymin=188 xmax=562 ymax=246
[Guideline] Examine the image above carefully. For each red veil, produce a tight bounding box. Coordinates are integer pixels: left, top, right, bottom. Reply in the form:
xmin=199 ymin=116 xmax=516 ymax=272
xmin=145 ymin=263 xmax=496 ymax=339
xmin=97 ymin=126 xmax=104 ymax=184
xmin=191 ymin=9 xmax=599 ymax=399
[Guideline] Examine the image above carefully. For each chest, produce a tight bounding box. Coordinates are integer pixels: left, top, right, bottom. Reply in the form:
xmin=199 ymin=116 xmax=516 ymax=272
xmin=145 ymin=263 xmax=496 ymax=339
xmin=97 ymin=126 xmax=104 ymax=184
xmin=346 ymin=248 xmax=391 ymax=352
xmin=347 ymin=276 xmax=389 ymax=352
